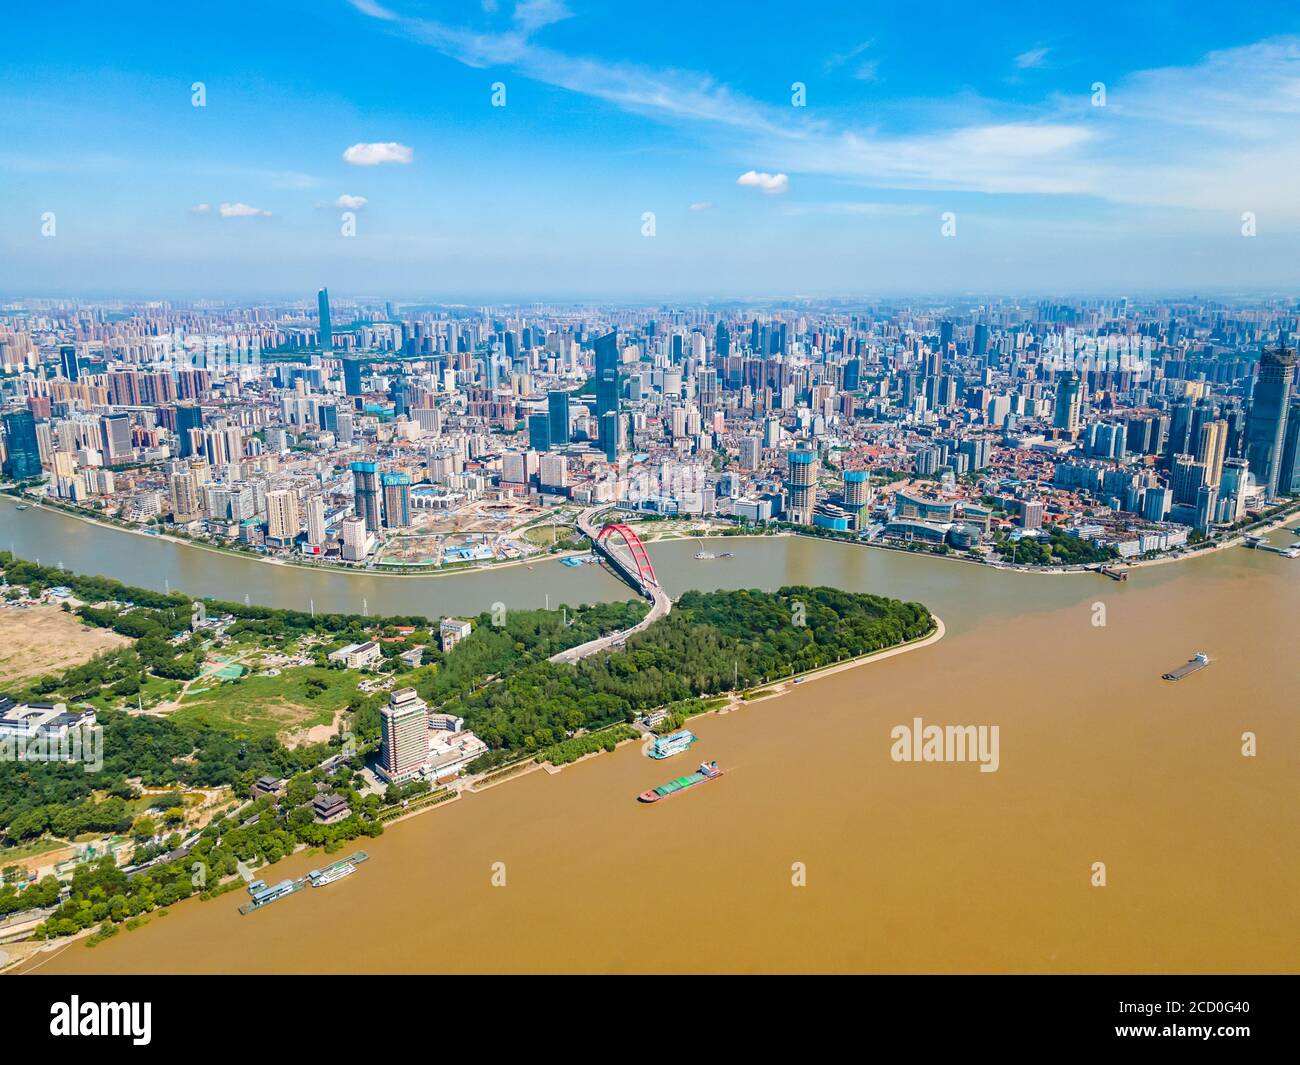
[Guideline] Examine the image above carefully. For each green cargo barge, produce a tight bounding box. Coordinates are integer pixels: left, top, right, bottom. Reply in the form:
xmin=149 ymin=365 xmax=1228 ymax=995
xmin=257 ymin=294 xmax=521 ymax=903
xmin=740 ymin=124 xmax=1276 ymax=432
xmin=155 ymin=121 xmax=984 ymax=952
xmin=638 ymin=760 xmax=723 ymax=803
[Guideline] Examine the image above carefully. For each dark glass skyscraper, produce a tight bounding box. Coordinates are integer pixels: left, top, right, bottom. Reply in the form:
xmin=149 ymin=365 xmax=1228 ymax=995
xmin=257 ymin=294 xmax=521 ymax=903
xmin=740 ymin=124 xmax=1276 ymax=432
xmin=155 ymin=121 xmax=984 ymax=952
xmin=59 ymin=345 xmax=80 ymax=381
xmin=1244 ymin=343 xmax=1296 ymax=497
xmin=1276 ymin=399 xmax=1300 ymax=496
xmin=318 ymin=288 xmax=333 ymax=352
xmin=176 ymin=403 xmax=203 ymax=458
xmin=350 ymin=461 xmax=381 ymax=533
xmin=547 ymin=389 xmax=570 ymax=446
xmin=528 ymin=412 xmax=551 ymax=452
xmin=342 ymin=358 xmax=363 ymax=397
xmin=594 ymin=330 xmax=620 ymax=459
xmin=2 ymin=410 xmax=42 ymax=480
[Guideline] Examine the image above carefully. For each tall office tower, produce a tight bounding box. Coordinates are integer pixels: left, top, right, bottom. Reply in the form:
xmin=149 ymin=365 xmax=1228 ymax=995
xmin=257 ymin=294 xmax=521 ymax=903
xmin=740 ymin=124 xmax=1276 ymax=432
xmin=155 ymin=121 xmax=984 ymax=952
xmin=698 ymin=368 xmax=719 ymax=414
xmin=1171 ymin=454 xmax=1208 ymax=506
xmin=939 ymin=320 xmax=954 ymax=360
xmin=378 ymin=688 xmax=429 ymax=783
xmin=786 ymin=443 xmax=818 ymax=525
xmin=1164 ymin=397 xmax=1193 ymax=462
xmin=305 ymin=494 xmax=327 ymax=546
xmin=843 ymin=469 xmax=870 ymax=529
xmin=266 ymin=488 xmax=300 ymax=542
xmin=1053 ymin=372 xmax=1082 ymax=433
xmin=1277 ymin=400 xmax=1300 ymax=495
xmin=842 ymin=357 xmax=861 ymax=392
xmin=342 ymin=357 xmax=363 ymax=397
xmin=1195 ymin=484 xmax=1219 ymax=533
xmin=1218 ymin=458 xmax=1249 ymax=521
xmin=546 ymin=389 xmax=570 ymax=446
xmin=100 ymin=413 xmax=132 ymax=463
xmin=763 ymin=416 xmax=781 ymax=448
xmin=594 ymin=330 xmax=620 ymax=459
xmin=739 ymin=434 xmax=761 ymax=471
xmin=318 ymin=288 xmax=333 ymax=352
xmin=340 ymin=514 xmax=369 ymax=561
xmin=169 ymin=470 xmax=202 ymax=522
xmin=1195 ymin=419 xmax=1228 ymax=487
xmin=973 ymin=323 xmax=989 ymax=359
xmin=175 ymin=404 xmax=203 ymax=458
xmin=1142 ymin=485 xmax=1172 ymax=522
xmin=528 ymin=412 xmax=551 ymax=452
xmin=59 ymin=345 xmax=80 ymax=381
xmin=716 ymin=320 xmax=730 ymax=358
xmin=539 ymin=452 xmax=568 ymax=489
xmin=350 ymin=461 xmax=382 ymax=533
xmin=599 ymin=411 xmax=619 ymax=464
xmin=1 ymin=410 xmax=42 ymax=479
xmin=1244 ymin=342 xmax=1297 ymax=497
xmin=380 ymin=471 xmax=412 ymax=528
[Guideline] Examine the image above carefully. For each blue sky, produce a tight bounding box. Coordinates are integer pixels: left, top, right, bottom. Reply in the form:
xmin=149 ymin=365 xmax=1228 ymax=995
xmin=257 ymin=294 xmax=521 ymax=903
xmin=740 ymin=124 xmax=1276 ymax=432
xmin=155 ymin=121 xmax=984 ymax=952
xmin=4 ymin=0 xmax=1300 ymax=300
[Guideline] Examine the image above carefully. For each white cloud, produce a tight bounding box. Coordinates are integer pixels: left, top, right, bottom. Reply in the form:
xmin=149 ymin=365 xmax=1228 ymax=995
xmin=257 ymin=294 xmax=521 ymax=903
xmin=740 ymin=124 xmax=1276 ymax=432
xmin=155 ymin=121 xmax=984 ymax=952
xmin=335 ymin=194 xmax=369 ymax=209
xmin=219 ymin=202 xmax=271 ymax=218
xmin=342 ymin=141 xmax=414 ymax=165
xmin=852 ymin=59 xmax=881 ymax=83
xmin=513 ymin=0 xmax=572 ymax=34
xmin=689 ymin=201 xmax=714 ymax=211
xmin=737 ymin=170 xmax=789 ymax=194
xmin=824 ymin=40 xmax=873 ymax=73
xmin=189 ymin=203 xmax=210 ymax=214
xmin=348 ymin=6 xmax=1300 ymax=221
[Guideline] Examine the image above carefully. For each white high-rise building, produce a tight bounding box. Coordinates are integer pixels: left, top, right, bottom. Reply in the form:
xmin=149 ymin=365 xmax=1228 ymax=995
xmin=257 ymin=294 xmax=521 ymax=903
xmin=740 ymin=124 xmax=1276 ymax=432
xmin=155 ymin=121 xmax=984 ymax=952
xmin=305 ymin=494 xmax=327 ymax=546
xmin=378 ymin=688 xmax=429 ymax=783
xmin=266 ymin=488 xmax=299 ymax=542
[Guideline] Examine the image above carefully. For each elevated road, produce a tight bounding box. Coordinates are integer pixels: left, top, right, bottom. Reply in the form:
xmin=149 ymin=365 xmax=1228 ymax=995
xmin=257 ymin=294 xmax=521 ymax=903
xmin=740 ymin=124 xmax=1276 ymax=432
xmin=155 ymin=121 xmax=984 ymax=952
xmin=548 ymin=507 xmax=671 ymax=664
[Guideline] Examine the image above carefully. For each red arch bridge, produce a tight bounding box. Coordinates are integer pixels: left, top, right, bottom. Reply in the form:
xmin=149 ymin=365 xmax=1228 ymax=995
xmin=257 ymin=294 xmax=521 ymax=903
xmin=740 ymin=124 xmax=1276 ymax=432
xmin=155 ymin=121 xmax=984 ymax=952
xmin=595 ymin=522 xmax=658 ymax=588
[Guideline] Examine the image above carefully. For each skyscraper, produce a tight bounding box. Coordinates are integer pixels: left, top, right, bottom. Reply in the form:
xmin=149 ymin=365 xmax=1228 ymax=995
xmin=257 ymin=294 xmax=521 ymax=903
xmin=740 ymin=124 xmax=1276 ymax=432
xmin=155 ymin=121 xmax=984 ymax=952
xmin=380 ymin=471 xmax=411 ymax=528
xmin=59 ymin=345 xmax=80 ymax=381
xmin=1277 ymin=399 xmax=1300 ymax=497
xmin=318 ymin=288 xmax=333 ymax=352
xmin=1053 ymin=373 xmax=1082 ymax=433
xmin=786 ymin=443 xmax=818 ymax=524
xmin=528 ymin=412 xmax=551 ymax=452
xmin=378 ymin=688 xmax=429 ymax=783
xmin=594 ymin=330 xmax=620 ymax=459
xmin=176 ymin=404 xmax=203 ymax=458
xmin=1244 ymin=342 xmax=1297 ymax=497
xmin=266 ymin=489 xmax=300 ymax=542
xmin=351 ymin=461 xmax=381 ymax=533
xmin=843 ymin=469 xmax=869 ymax=529
xmin=342 ymin=357 xmax=363 ymax=397
xmin=2 ymin=410 xmax=42 ymax=480
xmin=547 ymin=389 xmax=570 ymax=446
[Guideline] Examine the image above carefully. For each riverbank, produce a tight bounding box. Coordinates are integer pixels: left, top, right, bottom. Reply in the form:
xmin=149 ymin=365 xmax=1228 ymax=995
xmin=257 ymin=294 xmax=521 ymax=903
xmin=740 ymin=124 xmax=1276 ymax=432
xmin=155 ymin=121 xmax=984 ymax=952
xmin=6 ymin=493 xmax=595 ymax=582
xmin=5 ymin=607 xmax=946 ymax=968
xmin=14 ymin=489 xmax=1298 ymax=585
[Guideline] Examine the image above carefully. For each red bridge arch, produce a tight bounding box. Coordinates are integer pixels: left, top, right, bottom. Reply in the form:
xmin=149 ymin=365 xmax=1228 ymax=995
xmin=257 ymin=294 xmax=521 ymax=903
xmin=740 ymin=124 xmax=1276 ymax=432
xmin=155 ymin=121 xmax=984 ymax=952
xmin=596 ymin=522 xmax=658 ymax=587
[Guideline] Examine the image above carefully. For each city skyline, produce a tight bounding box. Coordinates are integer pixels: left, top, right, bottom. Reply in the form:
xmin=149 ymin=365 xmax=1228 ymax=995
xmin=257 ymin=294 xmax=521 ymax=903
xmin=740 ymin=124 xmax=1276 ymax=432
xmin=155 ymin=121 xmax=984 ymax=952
xmin=6 ymin=2 xmax=1300 ymax=298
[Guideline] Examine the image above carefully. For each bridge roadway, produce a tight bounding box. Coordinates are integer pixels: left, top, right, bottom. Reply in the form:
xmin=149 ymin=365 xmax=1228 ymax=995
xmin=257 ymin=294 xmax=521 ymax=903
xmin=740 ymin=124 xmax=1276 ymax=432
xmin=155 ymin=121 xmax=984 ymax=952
xmin=547 ymin=507 xmax=672 ymax=664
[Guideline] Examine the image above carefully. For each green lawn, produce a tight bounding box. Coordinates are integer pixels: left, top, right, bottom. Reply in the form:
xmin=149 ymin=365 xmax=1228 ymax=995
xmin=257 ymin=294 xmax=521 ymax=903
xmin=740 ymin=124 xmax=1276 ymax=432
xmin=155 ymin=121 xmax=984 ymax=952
xmin=168 ymin=665 xmax=360 ymax=740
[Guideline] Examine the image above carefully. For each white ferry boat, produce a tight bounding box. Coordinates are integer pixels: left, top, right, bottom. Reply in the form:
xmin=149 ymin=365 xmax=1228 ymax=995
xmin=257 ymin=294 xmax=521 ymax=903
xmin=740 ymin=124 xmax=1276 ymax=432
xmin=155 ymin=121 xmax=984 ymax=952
xmin=309 ymin=863 xmax=355 ymax=887
xmin=648 ymin=729 xmax=698 ymax=759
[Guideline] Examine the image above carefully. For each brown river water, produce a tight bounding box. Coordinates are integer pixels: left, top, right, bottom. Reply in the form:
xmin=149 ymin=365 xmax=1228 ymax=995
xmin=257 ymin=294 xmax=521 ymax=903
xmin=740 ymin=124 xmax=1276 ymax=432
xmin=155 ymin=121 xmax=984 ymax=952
xmin=5 ymin=498 xmax=1298 ymax=973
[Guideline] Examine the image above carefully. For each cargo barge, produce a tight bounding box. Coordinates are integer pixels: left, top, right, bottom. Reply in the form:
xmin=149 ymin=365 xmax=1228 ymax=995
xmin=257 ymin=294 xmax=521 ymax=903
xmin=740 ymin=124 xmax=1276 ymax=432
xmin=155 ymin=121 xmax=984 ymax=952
xmin=638 ymin=760 xmax=722 ymax=803
xmin=1163 ymin=652 xmax=1211 ymax=681
xmin=648 ymin=730 xmax=697 ymax=759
